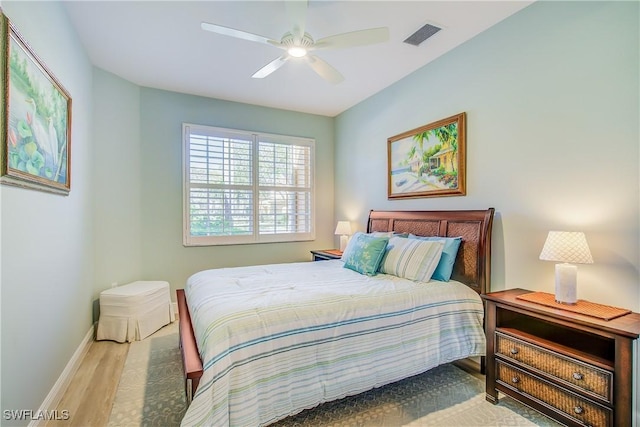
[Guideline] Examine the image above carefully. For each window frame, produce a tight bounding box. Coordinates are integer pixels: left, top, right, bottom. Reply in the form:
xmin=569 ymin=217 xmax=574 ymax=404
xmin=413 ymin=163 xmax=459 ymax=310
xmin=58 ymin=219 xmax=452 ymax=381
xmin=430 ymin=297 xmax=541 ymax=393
xmin=182 ymin=123 xmax=316 ymax=246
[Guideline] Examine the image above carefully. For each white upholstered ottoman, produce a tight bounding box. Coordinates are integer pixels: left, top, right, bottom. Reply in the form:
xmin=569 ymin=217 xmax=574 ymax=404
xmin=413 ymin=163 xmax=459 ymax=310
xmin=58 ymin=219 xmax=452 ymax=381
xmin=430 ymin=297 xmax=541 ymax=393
xmin=97 ymin=281 xmax=175 ymax=343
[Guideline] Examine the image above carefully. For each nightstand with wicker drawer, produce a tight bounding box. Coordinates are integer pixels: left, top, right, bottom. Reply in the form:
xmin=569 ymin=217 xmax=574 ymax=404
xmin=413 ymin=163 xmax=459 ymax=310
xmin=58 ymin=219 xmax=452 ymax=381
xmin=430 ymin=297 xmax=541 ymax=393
xmin=482 ymin=288 xmax=640 ymax=427
xmin=496 ymin=360 xmax=612 ymax=427
xmin=495 ymin=331 xmax=613 ymax=402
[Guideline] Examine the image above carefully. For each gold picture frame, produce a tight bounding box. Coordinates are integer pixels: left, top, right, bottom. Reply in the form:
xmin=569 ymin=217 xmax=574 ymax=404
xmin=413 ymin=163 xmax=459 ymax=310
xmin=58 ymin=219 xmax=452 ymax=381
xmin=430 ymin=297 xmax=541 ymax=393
xmin=1 ymin=11 xmax=72 ymax=195
xmin=388 ymin=112 xmax=465 ymax=199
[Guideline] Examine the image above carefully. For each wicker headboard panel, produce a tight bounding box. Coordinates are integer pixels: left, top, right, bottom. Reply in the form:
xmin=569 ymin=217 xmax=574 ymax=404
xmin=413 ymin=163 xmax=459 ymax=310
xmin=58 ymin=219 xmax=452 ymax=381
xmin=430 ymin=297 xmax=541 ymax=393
xmin=367 ymin=208 xmax=494 ymax=295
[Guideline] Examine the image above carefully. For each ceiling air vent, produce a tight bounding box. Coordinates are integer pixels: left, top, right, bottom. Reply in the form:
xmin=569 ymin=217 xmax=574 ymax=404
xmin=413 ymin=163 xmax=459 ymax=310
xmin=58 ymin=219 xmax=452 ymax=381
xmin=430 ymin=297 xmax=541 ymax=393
xmin=403 ymin=23 xmax=441 ymax=46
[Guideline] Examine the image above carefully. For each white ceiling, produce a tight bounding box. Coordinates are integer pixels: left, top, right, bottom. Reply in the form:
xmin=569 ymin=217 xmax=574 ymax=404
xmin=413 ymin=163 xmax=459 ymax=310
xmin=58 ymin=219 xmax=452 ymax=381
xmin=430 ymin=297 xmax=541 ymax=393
xmin=64 ymin=1 xmax=533 ymax=117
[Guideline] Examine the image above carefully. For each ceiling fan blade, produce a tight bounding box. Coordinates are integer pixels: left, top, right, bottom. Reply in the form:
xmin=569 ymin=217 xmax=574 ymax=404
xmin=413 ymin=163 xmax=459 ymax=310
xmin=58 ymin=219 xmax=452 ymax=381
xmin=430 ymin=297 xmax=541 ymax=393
xmin=252 ymin=55 xmax=290 ymax=79
xmin=285 ymin=0 xmax=307 ymax=44
xmin=313 ymin=27 xmax=390 ymax=51
xmin=304 ymin=55 xmax=344 ymax=84
xmin=201 ymin=22 xmax=277 ymax=46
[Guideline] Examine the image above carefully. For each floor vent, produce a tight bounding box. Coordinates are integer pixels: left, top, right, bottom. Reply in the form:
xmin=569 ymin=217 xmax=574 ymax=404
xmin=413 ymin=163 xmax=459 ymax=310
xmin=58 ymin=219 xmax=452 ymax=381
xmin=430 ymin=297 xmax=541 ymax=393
xmin=403 ymin=23 xmax=441 ymax=46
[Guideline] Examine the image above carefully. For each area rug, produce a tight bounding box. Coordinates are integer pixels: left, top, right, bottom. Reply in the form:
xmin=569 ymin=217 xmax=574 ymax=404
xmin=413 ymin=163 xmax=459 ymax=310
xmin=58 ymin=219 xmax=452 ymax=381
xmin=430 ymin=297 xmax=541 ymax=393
xmin=107 ymin=322 xmax=186 ymax=426
xmin=109 ymin=322 xmax=561 ymax=426
xmin=271 ymin=364 xmax=561 ymax=427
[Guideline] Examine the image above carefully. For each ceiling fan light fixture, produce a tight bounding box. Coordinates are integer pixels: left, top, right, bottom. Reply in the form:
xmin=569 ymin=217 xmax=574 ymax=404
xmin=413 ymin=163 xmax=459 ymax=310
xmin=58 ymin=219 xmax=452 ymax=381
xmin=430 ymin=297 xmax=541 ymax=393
xmin=282 ymin=31 xmax=313 ymax=58
xmin=288 ymin=46 xmax=307 ymax=57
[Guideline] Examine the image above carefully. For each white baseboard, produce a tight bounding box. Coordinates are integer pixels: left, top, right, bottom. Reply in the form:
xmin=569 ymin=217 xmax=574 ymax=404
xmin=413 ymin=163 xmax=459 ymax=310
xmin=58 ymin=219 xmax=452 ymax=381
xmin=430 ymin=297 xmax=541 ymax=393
xmin=28 ymin=324 xmax=95 ymax=427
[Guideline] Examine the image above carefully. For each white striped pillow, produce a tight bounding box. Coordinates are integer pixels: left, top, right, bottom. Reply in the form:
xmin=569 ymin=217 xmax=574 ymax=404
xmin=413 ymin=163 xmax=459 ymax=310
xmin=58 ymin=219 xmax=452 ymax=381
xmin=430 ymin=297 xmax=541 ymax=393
xmin=379 ymin=236 xmax=445 ymax=282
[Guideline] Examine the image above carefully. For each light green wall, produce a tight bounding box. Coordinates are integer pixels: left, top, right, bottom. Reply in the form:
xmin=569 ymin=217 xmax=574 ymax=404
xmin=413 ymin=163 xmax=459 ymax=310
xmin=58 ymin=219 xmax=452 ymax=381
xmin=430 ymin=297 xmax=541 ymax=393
xmin=335 ymin=1 xmax=639 ymax=310
xmin=92 ymin=68 xmax=142 ymax=300
xmin=1 ymin=1 xmax=94 ymax=419
xmin=138 ymin=88 xmax=335 ymax=292
xmin=90 ymin=73 xmax=336 ymax=307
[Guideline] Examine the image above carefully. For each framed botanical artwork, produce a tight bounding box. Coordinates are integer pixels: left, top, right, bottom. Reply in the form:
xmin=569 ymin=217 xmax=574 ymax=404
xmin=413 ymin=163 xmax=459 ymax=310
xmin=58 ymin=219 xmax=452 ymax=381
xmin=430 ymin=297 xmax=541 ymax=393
xmin=1 ymin=11 xmax=72 ymax=195
xmin=388 ymin=112 xmax=465 ymax=199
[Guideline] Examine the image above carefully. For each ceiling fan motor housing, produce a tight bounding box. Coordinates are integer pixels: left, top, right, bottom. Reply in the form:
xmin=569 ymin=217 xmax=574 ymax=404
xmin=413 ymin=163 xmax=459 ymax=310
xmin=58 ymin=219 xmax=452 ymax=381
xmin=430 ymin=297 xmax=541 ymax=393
xmin=282 ymin=32 xmax=315 ymax=48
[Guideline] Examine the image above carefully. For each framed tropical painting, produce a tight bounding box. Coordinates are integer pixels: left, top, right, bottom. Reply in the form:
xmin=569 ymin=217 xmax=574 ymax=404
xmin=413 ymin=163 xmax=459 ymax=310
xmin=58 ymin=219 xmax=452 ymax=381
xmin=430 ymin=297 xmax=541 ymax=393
xmin=1 ymin=11 xmax=72 ymax=195
xmin=388 ymin=112 xmax=465 ymax=199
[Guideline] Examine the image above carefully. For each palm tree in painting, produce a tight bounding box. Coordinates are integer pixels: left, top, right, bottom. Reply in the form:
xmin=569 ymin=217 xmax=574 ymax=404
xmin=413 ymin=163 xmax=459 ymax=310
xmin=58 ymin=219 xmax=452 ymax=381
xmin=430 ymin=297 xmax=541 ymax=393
xmin=413 ymin=123 xmax=458 ymax=173
xmin=432 ymin=124 xmax=458 ymax=172
xmin=406 ymin=132 xmax=427 ymax=174
xmin=399 ymin=123 xmax=458 ymax=190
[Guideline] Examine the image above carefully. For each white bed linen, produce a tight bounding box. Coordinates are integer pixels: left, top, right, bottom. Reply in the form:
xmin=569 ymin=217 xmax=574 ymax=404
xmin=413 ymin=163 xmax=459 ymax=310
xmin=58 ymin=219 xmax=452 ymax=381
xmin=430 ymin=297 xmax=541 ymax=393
xmin=182 ymin=260 xmax=485 ymax=427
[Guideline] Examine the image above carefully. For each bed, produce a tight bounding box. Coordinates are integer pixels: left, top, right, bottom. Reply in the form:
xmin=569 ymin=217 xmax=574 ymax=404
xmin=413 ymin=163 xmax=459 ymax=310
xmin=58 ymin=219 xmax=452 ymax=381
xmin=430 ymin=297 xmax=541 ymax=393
xmin=177 ymin=208 xmax=494 ymax=426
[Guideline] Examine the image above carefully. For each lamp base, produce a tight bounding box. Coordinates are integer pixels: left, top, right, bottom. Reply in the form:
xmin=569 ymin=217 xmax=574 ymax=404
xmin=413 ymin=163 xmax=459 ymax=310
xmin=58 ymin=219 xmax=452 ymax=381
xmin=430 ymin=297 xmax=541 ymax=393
xmin=339 ymin=235 xmax=349 ymax=252
xmin=554 ymin=263 xmax=577 ymax=305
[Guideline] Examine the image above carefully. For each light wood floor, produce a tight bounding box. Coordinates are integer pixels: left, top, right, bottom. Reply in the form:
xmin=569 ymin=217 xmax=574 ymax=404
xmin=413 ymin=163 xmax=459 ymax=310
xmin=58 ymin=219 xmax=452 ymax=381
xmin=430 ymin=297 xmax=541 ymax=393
xmin=45 ymin=339 xmax=130 ymax=427
xmin=44 ymin=340 xmax=483 ymax=427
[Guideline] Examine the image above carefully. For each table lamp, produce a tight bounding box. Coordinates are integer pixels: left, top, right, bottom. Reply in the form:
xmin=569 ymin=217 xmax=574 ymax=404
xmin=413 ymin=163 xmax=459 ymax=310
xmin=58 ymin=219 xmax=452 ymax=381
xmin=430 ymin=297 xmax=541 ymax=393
xmin=334 ymin=221 xmax=352 ymax=251
xmin=539 ymin=231 xmax=593 ymax=304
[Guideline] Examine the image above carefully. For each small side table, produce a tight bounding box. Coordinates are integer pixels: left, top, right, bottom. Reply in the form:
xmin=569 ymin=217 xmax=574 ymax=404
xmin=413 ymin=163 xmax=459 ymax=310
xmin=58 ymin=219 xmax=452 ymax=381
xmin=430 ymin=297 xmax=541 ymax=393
xmin=310 ymin=249 xmax=342 ymax=261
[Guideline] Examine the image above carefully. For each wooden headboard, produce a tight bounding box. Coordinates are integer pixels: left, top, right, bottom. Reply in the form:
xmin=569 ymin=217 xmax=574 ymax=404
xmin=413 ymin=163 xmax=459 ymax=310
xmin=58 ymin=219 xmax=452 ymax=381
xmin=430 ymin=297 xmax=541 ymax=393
xmin=367 ymin=208 xmax=494 ymax=295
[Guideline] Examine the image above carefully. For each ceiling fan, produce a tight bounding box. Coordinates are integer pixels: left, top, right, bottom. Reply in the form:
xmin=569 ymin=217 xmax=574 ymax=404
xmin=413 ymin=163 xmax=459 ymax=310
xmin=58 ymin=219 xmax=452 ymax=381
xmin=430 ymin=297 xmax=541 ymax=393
xmin=201 ymin=1 xmax=389 ymax=84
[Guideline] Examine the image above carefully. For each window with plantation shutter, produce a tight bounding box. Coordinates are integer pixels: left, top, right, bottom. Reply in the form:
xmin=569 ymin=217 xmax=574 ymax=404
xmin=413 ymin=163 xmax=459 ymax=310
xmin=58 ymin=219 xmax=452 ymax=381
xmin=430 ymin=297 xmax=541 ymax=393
xmin=183 ymin=124 xmax=315 ymax=246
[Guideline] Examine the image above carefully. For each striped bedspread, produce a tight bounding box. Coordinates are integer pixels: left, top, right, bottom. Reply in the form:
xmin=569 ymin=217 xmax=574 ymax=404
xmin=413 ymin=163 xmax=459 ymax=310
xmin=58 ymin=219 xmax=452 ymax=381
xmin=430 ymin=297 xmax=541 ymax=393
xmin=182 ymin=260 xmax=485 ymax=427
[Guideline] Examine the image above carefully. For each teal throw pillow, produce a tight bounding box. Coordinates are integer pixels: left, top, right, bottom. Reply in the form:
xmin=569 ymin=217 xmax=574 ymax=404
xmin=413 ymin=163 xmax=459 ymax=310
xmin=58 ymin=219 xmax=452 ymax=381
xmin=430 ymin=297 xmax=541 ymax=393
xmin=342 ymin=232 xmax=389 ymax=276
xmin=409 ymin=235 xmax=462 ymax=282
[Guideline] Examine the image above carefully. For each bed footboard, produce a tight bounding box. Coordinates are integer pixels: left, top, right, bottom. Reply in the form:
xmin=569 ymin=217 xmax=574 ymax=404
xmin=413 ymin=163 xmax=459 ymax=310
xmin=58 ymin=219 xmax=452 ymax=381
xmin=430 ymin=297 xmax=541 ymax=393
xmin=177 ymin=289 xmax=203 ymax=404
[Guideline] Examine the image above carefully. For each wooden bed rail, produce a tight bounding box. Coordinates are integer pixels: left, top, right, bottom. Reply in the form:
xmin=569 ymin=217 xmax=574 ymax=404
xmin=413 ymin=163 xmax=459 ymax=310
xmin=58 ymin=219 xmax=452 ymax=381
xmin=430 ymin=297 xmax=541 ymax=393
xmin=176 ymin=289 xmax=203 ymax=403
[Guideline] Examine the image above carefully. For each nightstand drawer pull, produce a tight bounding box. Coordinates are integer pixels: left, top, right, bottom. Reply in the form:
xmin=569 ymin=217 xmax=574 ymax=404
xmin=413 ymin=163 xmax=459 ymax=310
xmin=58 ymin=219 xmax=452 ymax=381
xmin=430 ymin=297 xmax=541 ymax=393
xmin=574 ymin=406 xmax=584 ymax=415
xmin=573 ymin=372 xmax=584 ymax=380
xmin=509 ymin=347 xmax=519 ymax=355
xmin=511 ymin=376 xmax=519 ymax=384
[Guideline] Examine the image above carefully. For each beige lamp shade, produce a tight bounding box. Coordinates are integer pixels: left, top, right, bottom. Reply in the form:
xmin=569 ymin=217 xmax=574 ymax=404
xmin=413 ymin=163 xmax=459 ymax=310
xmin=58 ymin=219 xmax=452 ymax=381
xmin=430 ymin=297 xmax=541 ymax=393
xmin=334 ymin=221 xmax=352 ymax=236
xmin=539 ymin=231 xmax=593 ymax=264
